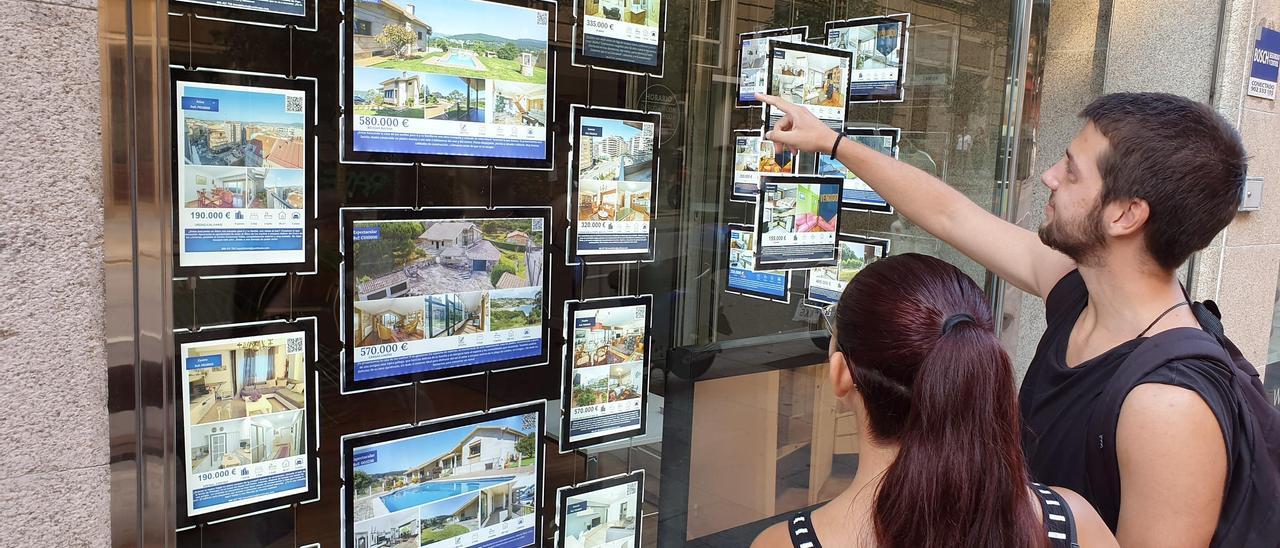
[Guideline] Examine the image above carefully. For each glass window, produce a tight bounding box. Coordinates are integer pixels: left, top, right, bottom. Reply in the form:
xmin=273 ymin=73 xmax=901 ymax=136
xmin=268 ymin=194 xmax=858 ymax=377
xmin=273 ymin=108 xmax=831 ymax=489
xmin=170 ymin=0 xmax=1038 ymax=545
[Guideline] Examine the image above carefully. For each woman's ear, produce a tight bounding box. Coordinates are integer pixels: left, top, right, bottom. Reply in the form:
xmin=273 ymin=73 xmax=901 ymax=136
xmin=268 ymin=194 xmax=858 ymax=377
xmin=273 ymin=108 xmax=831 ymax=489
xmin=829 ymin=351 xmax=856 ymax=398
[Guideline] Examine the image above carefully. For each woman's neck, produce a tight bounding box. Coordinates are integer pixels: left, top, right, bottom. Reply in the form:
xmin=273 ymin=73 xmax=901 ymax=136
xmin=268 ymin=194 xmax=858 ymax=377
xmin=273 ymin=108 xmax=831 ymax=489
xmin=848 ymin=436 xmax=899 ymax=500
xmin=810 ymin=434 xmax=900 ymax=546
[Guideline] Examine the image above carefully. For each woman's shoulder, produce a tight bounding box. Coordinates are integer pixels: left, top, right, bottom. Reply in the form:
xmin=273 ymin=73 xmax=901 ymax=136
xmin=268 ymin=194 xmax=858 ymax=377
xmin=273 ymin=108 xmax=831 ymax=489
xmin=751 ymin=519 xmax=794 ymax=548
xmin=1051 ymin=486 xmax=1118 ymax=548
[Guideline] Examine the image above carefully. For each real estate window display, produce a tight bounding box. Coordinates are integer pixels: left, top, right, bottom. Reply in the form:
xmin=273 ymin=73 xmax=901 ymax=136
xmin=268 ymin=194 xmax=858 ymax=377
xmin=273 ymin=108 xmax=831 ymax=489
xmin=147 ymin=0 xmax=1028 ymax=545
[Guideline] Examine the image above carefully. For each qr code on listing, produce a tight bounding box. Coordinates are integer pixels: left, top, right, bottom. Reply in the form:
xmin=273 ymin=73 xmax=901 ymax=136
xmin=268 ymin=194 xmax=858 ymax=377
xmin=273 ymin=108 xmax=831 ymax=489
xmin=287 ymin=336 xmax=304 ymax=354
xmin=285 ymin=95 xmax=304 ymax=113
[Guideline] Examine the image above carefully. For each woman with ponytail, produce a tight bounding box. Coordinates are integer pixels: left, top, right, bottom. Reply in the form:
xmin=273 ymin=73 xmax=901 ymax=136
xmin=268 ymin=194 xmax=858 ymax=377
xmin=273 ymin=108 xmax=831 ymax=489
xmin=752 ymin=254 xmax=1115 ymax=548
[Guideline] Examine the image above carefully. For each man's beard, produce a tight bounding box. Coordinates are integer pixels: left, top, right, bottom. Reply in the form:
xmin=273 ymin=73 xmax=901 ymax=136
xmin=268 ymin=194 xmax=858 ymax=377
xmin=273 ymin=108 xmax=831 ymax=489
xmin=1039 ymin=199 xmax=1107 ymax=266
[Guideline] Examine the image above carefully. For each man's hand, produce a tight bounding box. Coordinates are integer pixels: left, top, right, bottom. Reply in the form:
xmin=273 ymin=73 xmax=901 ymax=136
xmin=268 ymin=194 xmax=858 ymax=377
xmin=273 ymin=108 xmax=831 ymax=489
xmin=756 ymin=93 xmax=838 ymax=154
xmin=754 ymin=92 xmax=1074 ymax=298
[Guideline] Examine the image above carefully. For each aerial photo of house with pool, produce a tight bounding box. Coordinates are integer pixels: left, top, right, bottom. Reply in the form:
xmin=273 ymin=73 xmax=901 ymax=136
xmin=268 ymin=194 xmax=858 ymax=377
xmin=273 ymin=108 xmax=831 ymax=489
xmin=351 ymin=0 xmax=549 ymax=124
xmin=350 ymin=413 xmax=539 ymax=547
xmin=353 ymin=218 xmax=544 ymax=301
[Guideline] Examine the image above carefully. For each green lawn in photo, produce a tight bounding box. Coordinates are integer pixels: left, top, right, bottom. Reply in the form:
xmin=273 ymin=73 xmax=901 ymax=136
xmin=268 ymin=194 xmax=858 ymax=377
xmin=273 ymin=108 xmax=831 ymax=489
xmin=421 ymin=524 xmax=470 ymax=543
xmin=498 ymin=249 xmax=529 ymax=278
xmin=490 ymin=304 xmax=540 ymax=331
xmin=372 ymin=52 xmax=547 ymax=85
xmin=518 ymin=456 xmax=535 ymax=467
xmin=353 ymin=104 xmax=425 ymax=119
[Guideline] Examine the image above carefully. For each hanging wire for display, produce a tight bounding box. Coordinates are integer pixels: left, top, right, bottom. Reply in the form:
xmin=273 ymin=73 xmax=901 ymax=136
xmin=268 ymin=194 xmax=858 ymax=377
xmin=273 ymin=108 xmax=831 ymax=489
xmin=487 ymin=165 xmax=496 ymax=210
xmin=186 ymin=13 xmax=195 ymax=70
xmin=187 ymin=277 xmax=198 ymax=332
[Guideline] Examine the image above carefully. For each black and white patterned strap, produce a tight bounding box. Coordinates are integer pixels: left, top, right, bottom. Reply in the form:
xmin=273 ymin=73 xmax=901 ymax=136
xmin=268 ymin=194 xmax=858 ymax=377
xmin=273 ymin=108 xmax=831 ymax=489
xmin=787 ymin=509 xmax=823 ymax=548
xmin=1031 ymin=482 xmax=1080 ymax=547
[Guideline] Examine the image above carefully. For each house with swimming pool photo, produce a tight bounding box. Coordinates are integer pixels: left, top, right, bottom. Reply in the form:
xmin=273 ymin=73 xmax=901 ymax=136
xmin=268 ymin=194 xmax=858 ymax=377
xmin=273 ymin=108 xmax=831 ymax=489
xmin=350 ymin=413 xmax=539 ymax=546
xmin=353 ymin=0 xmax=548 ymax=84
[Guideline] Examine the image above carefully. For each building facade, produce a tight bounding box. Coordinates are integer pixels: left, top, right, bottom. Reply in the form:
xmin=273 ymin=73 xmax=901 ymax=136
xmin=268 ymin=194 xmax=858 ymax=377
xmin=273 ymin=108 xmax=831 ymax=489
xmin=3 ymin=0 xmax=1278 ymax=546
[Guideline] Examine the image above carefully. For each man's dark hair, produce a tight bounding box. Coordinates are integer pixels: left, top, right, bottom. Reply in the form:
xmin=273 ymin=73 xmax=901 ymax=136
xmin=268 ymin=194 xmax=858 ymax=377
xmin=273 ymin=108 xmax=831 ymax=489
xmin=1081 ymin=92 xmax=1247 ymax=270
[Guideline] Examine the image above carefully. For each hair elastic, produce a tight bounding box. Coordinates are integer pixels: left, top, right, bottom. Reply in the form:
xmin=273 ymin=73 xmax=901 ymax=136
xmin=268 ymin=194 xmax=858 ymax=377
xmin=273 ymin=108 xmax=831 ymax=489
xmin=941 ymin=314 xmax=975 ymax=335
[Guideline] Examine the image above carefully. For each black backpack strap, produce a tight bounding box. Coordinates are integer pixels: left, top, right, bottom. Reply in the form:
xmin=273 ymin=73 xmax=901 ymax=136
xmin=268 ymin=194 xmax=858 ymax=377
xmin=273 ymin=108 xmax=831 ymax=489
xmin=1083 ymin=330 xmax=1234 ymax=529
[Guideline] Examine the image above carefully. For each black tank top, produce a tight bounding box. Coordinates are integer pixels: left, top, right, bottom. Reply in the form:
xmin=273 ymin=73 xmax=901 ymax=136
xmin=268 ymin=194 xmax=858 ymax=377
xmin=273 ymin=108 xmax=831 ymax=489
xmin=785 ymin=483 xmax=1079 ymax=547
xmin=1018 ymin=271 xmax=1239 ymax=537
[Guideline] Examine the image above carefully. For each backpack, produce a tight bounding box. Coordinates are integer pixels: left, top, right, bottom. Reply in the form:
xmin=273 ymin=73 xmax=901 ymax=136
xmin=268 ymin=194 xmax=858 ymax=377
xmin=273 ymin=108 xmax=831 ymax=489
xmin=1084 ymin=300 xmax=1280 ymax=546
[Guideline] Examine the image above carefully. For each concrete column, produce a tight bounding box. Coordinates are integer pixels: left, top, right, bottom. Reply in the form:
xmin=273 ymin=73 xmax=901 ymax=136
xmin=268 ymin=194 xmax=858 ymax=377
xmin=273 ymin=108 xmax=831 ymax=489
xmin=0 ymin=0 xmax=109 ymax=545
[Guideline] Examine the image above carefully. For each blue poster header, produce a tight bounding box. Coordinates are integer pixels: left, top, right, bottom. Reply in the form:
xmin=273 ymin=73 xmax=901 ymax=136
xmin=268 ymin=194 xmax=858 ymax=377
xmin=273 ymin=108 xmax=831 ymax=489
xmin=575 ymin=316 xmax=595 ymax=328
xmin=353 ymin=226 xmax=382 ymax=241
xmin=582 ymin=126 xmax=603 ymax=137
xmin=186 ymin=354 xmax=222 ymax=370
xmin=353 ymin=450 xmax=377 ymax=467
xmin=182 ymin=96 xmax=220 ymax=112
xmin=567 ymin=501 xmax=589 ymax=514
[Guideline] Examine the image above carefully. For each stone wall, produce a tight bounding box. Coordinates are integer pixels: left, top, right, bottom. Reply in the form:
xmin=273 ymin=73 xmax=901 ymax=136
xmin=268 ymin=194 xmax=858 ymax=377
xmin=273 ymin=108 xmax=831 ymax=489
xmin=0 ymin=0 xmax=110 ymax=546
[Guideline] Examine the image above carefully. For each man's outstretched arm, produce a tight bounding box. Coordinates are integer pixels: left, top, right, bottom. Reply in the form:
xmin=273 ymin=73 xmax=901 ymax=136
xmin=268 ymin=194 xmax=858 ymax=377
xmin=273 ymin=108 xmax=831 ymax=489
xmin=757 ymin=93 xmax=1074 ymax=298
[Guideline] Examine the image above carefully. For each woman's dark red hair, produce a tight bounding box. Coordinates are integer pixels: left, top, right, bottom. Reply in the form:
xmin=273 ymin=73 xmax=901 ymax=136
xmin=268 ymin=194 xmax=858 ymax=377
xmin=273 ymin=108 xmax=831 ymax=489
xmin=835 ymin=253 xmax=1043 ymax=548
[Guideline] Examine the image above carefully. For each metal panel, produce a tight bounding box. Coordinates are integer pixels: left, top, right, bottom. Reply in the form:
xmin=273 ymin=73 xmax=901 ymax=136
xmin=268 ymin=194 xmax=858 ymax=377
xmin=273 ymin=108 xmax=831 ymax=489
xmin=102 ymin=0 xmax=176 ymax=545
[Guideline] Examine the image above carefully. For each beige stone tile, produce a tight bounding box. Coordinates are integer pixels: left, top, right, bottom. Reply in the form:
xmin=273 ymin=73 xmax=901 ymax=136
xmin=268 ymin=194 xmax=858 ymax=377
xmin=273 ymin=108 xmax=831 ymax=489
xmin=1215 ymin=245 xmax=1280 ymax=365
xmin=1104 ymin=0 xmax=1220 ymax=100
xmin=0 ymin=0 xmax=108 ymax=476
xmin=1227 ymin=109 xmax=1280 ymax=245
xmin=0 ymin=465 xmax=110 ymax=547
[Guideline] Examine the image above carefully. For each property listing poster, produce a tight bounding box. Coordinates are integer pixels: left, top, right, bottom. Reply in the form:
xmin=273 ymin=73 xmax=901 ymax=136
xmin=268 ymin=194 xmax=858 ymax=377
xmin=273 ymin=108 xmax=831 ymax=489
xmin=348 ymin=408 xmax=541 ymax=548
xmin=573 ymin=111 xmax=658 ymax=260
xmin=756 ymin=176 xmax=842 ymax=268
xmin=738 ymin=27 xmax=808 ymax=105
xmin=557 ymin=473 xmax=644 ymax=548
xmin=766 ymin=42 xmax=850 ymax=131
xmin=175 ymin=80 xmax=308 ymax=270
xmin=826 ymin=17 xmax=907 ymax=101
xmin=562 ymin=298 xmax=650 ymax=450
xmin=348 ymin=214 xmax=546 ymax=386
xmin=175 ymin=0 xmax=305 ymax=16
xmin=349 ymin=0 xmax=551 ymax=162
xmin=726 ymin=225 xmax=790 ymax=302
xmin=816 ymin=128 xmax=899 ymax=211
xmin=732 ymin=130 xmax=795 ymax=202
xmin=580 ymin=0 xmax=664 ymax=71
xmin=180 ymin=329 xmax=311 ymax=518
xmin=805 ymin=235 xmax=888 ymax=306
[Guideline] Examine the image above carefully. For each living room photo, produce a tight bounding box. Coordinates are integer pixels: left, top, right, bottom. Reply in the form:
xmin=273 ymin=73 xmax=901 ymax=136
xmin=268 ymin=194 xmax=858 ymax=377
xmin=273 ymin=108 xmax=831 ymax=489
xmin=185 ymin=334 xmax=307 ymax=425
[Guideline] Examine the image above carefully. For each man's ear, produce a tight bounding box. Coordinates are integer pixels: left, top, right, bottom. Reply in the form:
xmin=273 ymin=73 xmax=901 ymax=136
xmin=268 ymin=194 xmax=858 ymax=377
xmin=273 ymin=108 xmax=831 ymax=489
xmin=1107 ymin=198 xmax=1150 ymax=237
xmin=829 ymin=352 xmax=856 ymax=398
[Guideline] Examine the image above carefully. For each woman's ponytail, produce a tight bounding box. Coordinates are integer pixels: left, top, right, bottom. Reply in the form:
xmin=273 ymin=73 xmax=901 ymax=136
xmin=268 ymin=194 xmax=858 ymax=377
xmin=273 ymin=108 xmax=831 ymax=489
xmin=836 ymin=254 xmax=1043 ymax=548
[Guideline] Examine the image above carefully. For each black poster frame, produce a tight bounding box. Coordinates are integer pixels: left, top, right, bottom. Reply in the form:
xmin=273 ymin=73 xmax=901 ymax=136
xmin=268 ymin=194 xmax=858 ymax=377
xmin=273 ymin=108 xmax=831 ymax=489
xmin=752 ymin=175 xmax=843 ymax=270
xmin=824 ymin=14 xmax=911 ymax=104
xmin=554 ymin=470 xmax=646 ymax=548
xmin=173 ymin=318 xmax=320 ymax=529
xmin=826 ymin=127 xmax=900 ymax=213
xmin=763 ymin=41 xmax=851 ymax=133
xmin=340 ymin=206 xmax=553 ymax=393
xmin=170 ymin=67 xmax=318 ymax=279
xmin=559 ymin=295 xmax=653 ymax=452
xmin=567 ymin=106 xmax=661 ymax=265
xmin=730 ymin=129 xmax=798 ymax=204
xmin=736 ymin=26 xmax=810 ymax=108
xmin=340 ymin=401 xmax=547 ymax=548
xmin=571 ymin=0 xmax=668 ymax=77
xmin=341 ymin=0 xmax=558 ymax=169
xmin=171 ymin=0 xmax=317 ymax=30
xmin=724 ymin=223 xmax=792 ymax=304
xmin=802 ymin=233 xmax=890 ymax=308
